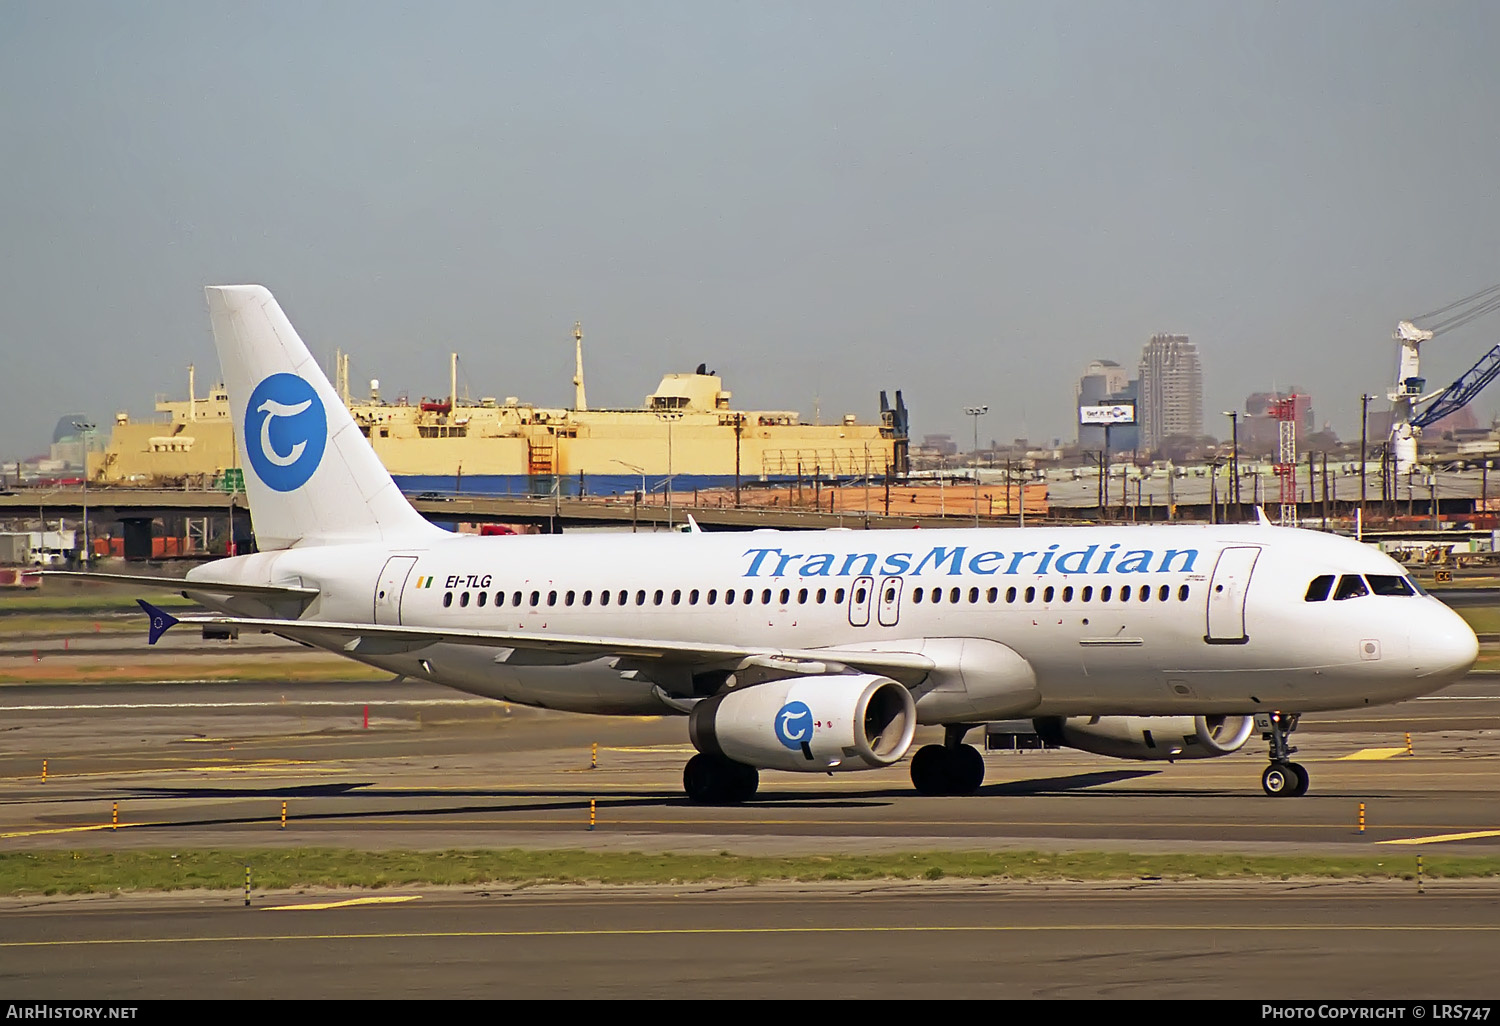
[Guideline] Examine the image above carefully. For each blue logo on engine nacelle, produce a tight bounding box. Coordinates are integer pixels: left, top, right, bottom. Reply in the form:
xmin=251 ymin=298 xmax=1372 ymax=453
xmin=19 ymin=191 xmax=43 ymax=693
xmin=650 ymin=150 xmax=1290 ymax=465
xmin=245 ymin=374 xmax=327 ymax=492
xmin=774 ymin=700 xmax=814 ymax=751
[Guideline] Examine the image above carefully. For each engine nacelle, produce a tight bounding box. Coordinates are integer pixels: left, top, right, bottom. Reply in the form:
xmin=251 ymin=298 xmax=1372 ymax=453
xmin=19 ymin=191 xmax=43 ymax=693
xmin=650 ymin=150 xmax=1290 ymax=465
xmin=689 ymin=674 xmax=916 ymax=773
xmin=1033 ymin=715 xmax=1254 ymax=761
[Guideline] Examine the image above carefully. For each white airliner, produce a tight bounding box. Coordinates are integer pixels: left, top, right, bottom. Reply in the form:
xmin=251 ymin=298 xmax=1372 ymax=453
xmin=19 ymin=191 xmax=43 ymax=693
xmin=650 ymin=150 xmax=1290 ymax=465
xmin=88 ymin=286 xmax=1478 ymax=802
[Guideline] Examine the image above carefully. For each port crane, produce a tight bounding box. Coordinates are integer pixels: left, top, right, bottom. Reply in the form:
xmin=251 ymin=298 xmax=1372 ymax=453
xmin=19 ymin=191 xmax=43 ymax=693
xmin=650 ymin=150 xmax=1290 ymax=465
xmin=1388 ymin=281 xmax=1500 ymax=474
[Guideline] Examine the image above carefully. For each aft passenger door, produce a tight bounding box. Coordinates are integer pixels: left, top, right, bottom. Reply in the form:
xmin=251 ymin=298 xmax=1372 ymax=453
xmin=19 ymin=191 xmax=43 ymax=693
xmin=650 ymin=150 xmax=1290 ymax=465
xmin=1205 ymin=546 xmax=1260 ymax=644
xmin=374 ymin=555 xmax=419 ymax=625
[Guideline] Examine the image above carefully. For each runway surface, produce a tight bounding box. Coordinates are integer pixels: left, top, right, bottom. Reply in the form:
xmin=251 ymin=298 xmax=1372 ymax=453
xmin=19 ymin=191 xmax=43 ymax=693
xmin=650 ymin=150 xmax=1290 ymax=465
xmin=3 ymin=668 xmax=1500 ymax=997
xmin=2 ymin=675 xmax=1499 ymax=855
xmin=4 ymin=882 xmax=1500 ymax=998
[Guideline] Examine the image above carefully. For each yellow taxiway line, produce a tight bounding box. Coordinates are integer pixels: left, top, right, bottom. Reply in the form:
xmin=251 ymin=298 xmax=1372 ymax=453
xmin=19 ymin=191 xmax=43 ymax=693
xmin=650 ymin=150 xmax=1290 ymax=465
xmin=263 ymin=896 xmax=422 ymax=911
xmin=1378 ymin=829 xmax=1500 ymax=846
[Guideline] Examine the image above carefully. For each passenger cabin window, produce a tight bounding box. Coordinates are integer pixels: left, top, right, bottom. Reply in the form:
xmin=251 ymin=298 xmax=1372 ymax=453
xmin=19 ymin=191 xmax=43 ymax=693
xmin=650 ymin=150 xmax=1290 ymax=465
xmin=1333 ymin=575 xmax=1369 ymax=600
xmin=1305 ymin=576 xmax=1334 ymax=602
xmin=1368 ymin=574 xmax=1416 ymax=597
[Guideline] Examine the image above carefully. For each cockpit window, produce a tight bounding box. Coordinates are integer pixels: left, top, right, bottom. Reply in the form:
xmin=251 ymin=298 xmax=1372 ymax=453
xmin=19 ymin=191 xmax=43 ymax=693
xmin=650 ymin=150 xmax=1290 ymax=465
xmin=1368 ymin=574 xmax=1416 ymax=597
xmin=1304 ymin=575 xmax=1335 ymax=602
xmin=1333 ymin=575 xmax=1369 ymax=600
xmin=1407 ymin=576 xmax=1428 ymax=596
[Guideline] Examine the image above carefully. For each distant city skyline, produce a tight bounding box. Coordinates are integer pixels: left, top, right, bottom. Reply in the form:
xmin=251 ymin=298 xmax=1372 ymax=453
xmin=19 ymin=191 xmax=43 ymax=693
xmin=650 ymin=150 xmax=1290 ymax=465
xmin=4 ymin=3 xmax=1500 ymax=460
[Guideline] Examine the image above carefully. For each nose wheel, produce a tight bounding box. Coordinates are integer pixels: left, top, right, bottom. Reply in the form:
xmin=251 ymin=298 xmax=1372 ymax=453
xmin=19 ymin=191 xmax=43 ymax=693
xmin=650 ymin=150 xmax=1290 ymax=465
xmin=1261 ymin=761 xmax=1308 ymax=797
xmin=1257 ymin=711 xmax=1309 ymax=797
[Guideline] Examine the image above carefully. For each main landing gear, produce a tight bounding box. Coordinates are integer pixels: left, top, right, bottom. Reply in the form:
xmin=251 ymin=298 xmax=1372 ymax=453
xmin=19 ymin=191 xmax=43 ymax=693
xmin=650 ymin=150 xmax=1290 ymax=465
xmin=1257 ymin=711 xmax=1309 ymax=797
xmin=683 ymin=752 xmax=759 ymax=804
xmin=910 ymin=724 xmax=986 ymax=796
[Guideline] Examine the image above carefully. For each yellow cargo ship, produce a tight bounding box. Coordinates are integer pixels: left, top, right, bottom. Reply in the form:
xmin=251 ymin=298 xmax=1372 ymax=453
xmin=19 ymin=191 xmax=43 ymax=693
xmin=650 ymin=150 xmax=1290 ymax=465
xmin=96 ymin=339 xmax=908 ymax=495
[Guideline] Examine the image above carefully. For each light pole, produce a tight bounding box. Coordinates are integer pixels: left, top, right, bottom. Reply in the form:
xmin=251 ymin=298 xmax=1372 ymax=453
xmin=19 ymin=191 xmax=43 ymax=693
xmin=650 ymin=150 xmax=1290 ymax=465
xmin=1359 ymin=392 xmax=1377 ymax=525
xmin=964 ymin=406 xmax=988 ymax=527
xmin=72 ymin=420 xmax=95 ymax=565
xmin=1222 ymin=410 xmax=1240 ymax=522
xmin=655 ymin=411 xmax=683 ymax=528
xmin=612 ymin=459 xmax=645 ymax=534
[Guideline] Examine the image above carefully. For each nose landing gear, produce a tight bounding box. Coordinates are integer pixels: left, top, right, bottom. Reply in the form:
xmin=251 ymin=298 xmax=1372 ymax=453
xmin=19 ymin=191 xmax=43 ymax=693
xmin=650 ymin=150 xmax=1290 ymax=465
xmin=1256 ymin=711 xmax=1308 ymax=797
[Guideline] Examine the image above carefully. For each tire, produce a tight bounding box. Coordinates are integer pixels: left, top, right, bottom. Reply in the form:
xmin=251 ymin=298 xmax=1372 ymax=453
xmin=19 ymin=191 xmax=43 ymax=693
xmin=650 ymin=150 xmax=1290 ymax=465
xmin=949 ymin=744 xmax=986 ymax=795
xmin=1262 ymin=763 xmax=1297 ymax=797
xmin=1286 ymin=761 xmax=1310 ymax=797
xmin=910 ymin=744 xmax=953 ymax=796
xmin=684 ymin=753 xmax=758 ymax=805
xmin=728 ymin=761 xmax=760 ymax=804
xmin=683 ymin=753 xmax=723 ymax=803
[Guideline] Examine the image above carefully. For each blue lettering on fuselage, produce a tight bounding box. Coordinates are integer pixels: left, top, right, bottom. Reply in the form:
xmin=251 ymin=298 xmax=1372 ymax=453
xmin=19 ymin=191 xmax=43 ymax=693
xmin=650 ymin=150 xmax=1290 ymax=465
xmin=740 ymin=544 xmax=1200 ymax=578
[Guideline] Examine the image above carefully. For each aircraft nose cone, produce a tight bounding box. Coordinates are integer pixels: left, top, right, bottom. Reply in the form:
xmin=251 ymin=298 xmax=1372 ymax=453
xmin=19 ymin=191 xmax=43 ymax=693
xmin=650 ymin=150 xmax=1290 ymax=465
xmin=1413 ymin=609 xmax=1479 ymax=682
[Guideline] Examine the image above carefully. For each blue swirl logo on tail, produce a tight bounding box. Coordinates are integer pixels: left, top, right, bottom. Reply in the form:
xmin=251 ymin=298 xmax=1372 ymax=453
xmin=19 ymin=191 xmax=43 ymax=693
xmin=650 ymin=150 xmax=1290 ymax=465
xmin=245 ymin=374 xmax=327 ymax=492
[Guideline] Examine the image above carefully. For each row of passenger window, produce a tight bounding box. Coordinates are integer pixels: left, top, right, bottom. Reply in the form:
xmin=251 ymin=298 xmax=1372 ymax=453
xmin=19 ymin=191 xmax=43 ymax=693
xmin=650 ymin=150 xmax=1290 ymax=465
xmin=440 ymin=580 xmax=1193 ymax=609
xmin=443 ymin=585 xmax=854 ymax=609
xmin=1304 ymin=574 xmax=1419 ymax=602
xmin=910 ymin=583 xmax=1191 ymax=605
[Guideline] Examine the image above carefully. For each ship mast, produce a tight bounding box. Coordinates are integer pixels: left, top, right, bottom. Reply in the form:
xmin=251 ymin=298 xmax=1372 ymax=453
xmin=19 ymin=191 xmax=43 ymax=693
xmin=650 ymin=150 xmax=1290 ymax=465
xmin=573 ymin=321 xmax=587 ymax=411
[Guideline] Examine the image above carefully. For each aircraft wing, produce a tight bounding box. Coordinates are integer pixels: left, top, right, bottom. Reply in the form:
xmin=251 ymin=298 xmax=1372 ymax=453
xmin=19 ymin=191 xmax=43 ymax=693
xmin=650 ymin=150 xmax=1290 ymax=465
xmin=43 ymin=571 xmax=319 ymax=600
xmin=137 ymin=603 xmax=936 ymax=684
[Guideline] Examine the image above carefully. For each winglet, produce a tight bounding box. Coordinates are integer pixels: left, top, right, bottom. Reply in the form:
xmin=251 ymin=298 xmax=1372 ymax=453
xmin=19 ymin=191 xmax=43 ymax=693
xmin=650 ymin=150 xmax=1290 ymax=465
xmin=1255 ymin=506 xmax=1272 ymax=527
xmin=685 ymin=514 xmax=703 ymax=534
xmin=137 ymin=599 xmax=180 ymax=645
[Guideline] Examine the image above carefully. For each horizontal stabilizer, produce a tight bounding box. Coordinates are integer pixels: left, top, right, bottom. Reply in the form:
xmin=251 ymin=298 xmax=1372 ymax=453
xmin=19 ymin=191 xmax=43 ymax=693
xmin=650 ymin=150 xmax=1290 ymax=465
xmin=137 ymin=600 xmax=180 ymax=645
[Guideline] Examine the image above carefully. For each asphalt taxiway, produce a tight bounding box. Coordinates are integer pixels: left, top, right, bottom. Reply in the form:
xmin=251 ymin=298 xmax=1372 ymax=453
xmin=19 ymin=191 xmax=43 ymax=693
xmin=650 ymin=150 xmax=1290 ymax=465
xmin=4 ymin=881 xmax=1500 ymax=999
xmin=2 ymin=677 xmax=1498 ymax=855
xmin=4 ymin=661 xmax=1500 ymax=997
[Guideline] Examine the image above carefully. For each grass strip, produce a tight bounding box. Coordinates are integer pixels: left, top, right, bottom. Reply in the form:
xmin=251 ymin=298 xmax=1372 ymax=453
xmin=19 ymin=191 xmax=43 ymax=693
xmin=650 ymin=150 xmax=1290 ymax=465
xmin=0 ymin=595 xmax=199 ymax=614
xmin=0 ymin=660 xmax=384 ymax=685
xmin=3 ymin=848 xmax=1498 ymax=896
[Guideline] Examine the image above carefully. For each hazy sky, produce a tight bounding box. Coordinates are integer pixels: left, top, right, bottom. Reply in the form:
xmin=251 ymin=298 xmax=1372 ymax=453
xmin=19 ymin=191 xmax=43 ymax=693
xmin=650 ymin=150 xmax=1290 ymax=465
xmin=4 ymin=1 xmax=1500 ymax=458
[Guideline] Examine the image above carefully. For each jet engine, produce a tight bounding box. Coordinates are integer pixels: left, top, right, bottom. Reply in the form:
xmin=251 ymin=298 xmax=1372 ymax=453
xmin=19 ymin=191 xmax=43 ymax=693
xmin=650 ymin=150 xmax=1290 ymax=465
xmin=1033 ymin=715 xmax=1254 ymax=761
xmin=688 ymin=674 xmax=916 ymax=773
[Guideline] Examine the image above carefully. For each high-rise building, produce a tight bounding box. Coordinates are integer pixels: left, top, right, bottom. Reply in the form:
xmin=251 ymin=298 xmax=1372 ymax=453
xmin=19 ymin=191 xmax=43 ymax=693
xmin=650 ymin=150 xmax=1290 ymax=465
xmin=1138 ymin=334 xmax=1203 ymax=454
xmin=1075 ymin=360 xmax=1139 ymax=451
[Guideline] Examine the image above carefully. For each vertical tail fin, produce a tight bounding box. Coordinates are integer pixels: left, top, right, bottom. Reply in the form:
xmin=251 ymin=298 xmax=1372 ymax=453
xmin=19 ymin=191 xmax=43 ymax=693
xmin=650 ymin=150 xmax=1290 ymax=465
xmin=205 ymin=285 xmax=438 ymax=550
